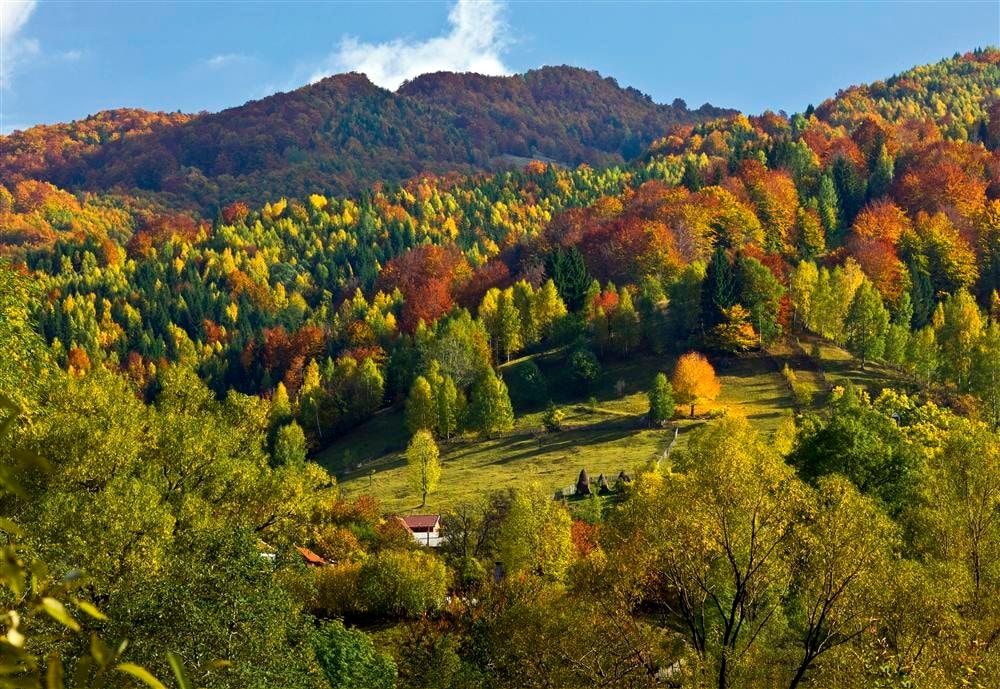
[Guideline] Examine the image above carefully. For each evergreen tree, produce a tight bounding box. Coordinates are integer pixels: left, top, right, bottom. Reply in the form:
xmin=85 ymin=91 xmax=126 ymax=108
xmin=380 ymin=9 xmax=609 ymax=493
xmin=545 ymin=247 xmax=590 ymax=312
xmin=832 ymin=156 xmax=866 ymax=230
xmin=648 ymin=372 xmax=675 ymax=426
xmin=681 ymin=157 xmax=703 ymax=191
xmin=736 ymin=254 xmax=785 ymax=345
xmin=908 ymin=258 xmax=935 ymax=328
xmin=405 ymin=375 xmax=437 ymax=434
xmin=817 ymin=173 xmax=841 ymax=240
xmin=701 ymin=247 xmax=736 ymax=330
xmin=866 ymin=143 xmax=894 ymax=201
xmin=471 ymin=369 xmax=515 ymax=438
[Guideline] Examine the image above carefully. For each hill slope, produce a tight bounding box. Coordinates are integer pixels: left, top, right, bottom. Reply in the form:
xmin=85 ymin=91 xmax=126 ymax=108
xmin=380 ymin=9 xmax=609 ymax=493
xmin=0 ymin=67 xmax=732 ymax=211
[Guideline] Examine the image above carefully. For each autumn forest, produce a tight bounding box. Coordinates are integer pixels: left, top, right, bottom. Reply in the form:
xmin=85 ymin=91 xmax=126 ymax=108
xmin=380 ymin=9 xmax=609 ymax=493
xmin=3 ymin=37 xmax=1000 ymax=689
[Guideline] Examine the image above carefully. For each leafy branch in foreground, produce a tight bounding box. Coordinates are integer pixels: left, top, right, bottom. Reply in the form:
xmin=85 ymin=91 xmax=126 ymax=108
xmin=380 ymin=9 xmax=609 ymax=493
xmin=0 ymin=395 xmax=227 ymax=689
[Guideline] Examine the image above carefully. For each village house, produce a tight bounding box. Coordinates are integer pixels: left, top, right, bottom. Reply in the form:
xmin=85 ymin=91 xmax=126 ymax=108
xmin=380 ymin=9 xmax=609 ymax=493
xmin=399 ymin=514 xmax=443 ymax=547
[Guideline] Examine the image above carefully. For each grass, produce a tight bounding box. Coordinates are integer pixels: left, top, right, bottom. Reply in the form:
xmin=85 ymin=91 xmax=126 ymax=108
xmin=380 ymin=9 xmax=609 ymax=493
xmin=313 ymin=337 xmax=905 ymax=514
xmin=315 ymin=347 xmax=803 ymax=513
xmin=803 ymin=336 xmax=906 ymax=397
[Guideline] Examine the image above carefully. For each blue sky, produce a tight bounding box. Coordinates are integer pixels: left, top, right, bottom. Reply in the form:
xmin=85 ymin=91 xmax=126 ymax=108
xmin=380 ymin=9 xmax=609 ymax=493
xmin=1 ymin=0 xmax=998 ymax=134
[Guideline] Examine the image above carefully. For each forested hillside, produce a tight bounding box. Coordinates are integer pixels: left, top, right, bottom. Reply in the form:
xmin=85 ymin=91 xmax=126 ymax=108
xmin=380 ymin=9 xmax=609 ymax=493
xmin=3 ymin=47 xmax=1000 ymax=689
xmin=0 ymin=66 xmax=730 ymax=210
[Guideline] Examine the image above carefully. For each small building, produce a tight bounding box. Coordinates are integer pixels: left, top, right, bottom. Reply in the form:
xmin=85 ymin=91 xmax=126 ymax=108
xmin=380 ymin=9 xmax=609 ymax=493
xmin=295 ymin=546 xmax=327 ymax=566
xmin=401 ymin=514 xmax=443 ymax=547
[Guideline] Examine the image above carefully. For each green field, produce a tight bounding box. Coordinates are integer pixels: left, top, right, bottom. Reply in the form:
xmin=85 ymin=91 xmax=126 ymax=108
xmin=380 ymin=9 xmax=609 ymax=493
xmin=314 ymin=340 xmax=902 ymax=513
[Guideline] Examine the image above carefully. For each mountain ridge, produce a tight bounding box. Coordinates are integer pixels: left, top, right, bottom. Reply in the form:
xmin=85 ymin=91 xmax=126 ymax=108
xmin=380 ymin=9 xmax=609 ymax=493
xmin=0 ymin=65 xmax=734 ymax=211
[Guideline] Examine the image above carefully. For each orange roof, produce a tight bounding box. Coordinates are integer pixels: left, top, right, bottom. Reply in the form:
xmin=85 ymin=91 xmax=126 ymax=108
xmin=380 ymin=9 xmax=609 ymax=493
xmin=401 ymin=514 xmax=440 ymax=531
xmin=296 ymin=546 xmax=326 ymax=566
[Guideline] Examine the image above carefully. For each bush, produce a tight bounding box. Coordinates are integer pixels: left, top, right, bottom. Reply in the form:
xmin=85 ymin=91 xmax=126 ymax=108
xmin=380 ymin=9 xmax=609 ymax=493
xmin=313 ymin=619 xmax=397 ymax=689
xmin=313 ymin=561 xmax=362 ymax=616
xmin=359 ymin=550 xmax=449 ymax=617
xmin=505 ymin=360 xmax=549 ymax=410
xmin=782 ymin=364 xmax=814 ymax=407
xmin=542 ymin=403 xmax=565 ymax=432
xmin=568 ymin=347 xmax=601 ymax=392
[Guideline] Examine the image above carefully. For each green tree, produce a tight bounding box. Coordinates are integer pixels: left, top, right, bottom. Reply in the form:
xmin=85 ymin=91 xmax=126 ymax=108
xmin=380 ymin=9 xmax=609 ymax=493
xmin=512 ymin=280 xmax=539 ymax=346
xmin=736 ymin=254 xmax=785 ymax=345
xmin=701 ymin=247 xmax=736 ymax=330
xmin=435 ymin=374 xmax=459 ymax=440
xmin=470 ymin=369 xmax=515 ymax=438
xmin=546 ymin=247 xmax=591 ymax=312
xmin=787 ymin=475 xmax=896 ymax=689
xmin=497 ymin=486 xmax=574 ymax=580
xmin=532 ymin=278 xmax=568 ymax=340
xmin=844 ymin=280 xmax=890 ymax=368
xmin=817 ymin=173 xmax=841 ymax=239
xmin=567 ymin=346 xmax=601 ymax=392
xmin=906 ymin=325 xmax=939 ymax=387
xmin=611 ymin=287 xmax=641 ymax=356
xmin=789 ymin=260 xmax=819 ymax=332
xmin=971 ymin=321 xmax=1000 ymax=428
xmin=406 ymin=375 xmax=437 ymax=434
xmin=273 ymin=420 xmax=307 ymax=465
xmin=937 ymin=289 xmax=984 ymax=390
xmin=495 ymin=288 xmax=524 ymax=362
xmin=866 ymin=142 xmax=894 ymax=201
xmin=792 ymin=393 xmax=921 ymax=514
xmin=681 ymin=156 xmax=703 ymax=191
xmin=647 ymin=372 xmax=675 ymax=425
xmin=355 ymin=357 xmax=385 ymax=416
xmin=617 ymin=417 xmax=805 ymax=689
xmin=406 ymin=430 xmax=442 ymax=507
xmin=359 ymin=550 xmax=449 ymax=616
xmin=313 ymin=620 xmax=397 ymax=689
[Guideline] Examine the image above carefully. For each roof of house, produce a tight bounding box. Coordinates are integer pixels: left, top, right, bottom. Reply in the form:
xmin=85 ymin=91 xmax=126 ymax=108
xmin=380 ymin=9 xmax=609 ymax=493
xmin=401 ymin=514 xmax=441 ymax=531
xmin=295 ymin=546 xmax=327 ymax=566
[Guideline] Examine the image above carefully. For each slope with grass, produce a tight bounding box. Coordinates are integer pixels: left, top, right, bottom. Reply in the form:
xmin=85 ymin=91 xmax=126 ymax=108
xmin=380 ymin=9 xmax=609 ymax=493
xmin=318 ymin=338 xmax=906 ymax=513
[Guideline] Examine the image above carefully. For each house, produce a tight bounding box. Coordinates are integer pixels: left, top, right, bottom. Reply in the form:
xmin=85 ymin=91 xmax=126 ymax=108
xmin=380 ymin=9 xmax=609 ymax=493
xmin=295 ymin=546 xmax=327 ymax=566
xmin=400 ymin=514 xmax=443 ymax=547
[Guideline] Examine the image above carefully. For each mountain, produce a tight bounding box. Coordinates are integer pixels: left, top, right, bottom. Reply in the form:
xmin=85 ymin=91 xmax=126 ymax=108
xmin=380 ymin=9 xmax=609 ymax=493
xmin=0 ymin=67 xmax=733 ymax=211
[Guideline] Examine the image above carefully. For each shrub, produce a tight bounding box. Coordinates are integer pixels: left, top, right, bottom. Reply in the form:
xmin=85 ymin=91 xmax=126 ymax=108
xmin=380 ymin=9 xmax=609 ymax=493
xmin=359 ymin=550 xmax=449 ymax=617
xmin=568 ymin=347 xmax=601 ymax=392
xmin=543 ymin=403 xmax=565 ymax=432
xmin=313 ymin=561 xmax=362 ymax=616
xmin=313 ymin=619 xmax=397 ymax=689
xmin=505 ymin=360 xmax=549 ymax=410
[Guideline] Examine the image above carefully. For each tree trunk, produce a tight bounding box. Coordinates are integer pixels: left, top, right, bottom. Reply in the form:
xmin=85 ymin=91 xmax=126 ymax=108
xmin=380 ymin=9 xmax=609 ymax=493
xmin=421 ymin=491 xmax=426 ymax=508
xmin=690 ymin=403 xmax=695 ymax=418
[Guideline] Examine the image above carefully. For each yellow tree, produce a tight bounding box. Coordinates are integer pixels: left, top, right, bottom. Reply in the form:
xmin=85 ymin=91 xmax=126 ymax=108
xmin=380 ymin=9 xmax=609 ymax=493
xmin=671 ymin=351 xmax=721 ymax=417
xmin=406 ymin=430 xmax=441 ymax=508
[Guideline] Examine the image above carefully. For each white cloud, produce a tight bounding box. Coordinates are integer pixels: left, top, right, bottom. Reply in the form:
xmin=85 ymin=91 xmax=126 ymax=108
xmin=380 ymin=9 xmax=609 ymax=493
xmin=311 ymin=0 xmax=510 ymax=90
xmin=204 ymin=52 xmax=251 ymax=70
xmin=1 ymin=0 xmax=39 ymax=89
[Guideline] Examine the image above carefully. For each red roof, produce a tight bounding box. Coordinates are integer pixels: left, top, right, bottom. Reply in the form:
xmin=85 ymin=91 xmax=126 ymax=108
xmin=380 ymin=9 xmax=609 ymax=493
xmin=401 ymin=514 xmax=440 ymax=532
xmin=296 ymin=546 xmax=327 ymax=566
